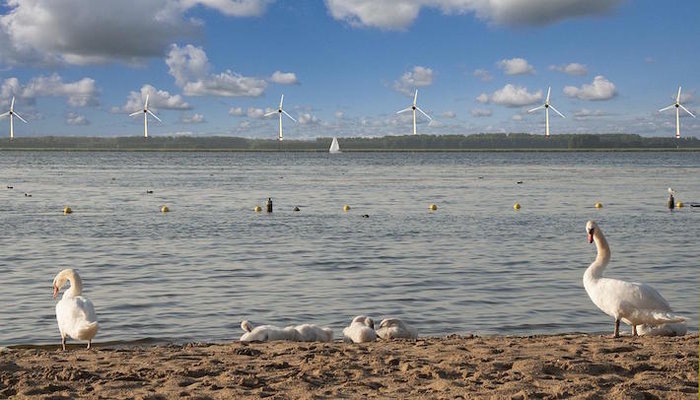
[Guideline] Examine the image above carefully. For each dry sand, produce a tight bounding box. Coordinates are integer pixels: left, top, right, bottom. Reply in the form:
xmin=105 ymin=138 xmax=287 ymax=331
xmin=1 ymin=334 xmax=697 ymax=399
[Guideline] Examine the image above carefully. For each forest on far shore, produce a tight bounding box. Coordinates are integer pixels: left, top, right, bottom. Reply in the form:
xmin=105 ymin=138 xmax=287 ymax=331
xmin=0 ymin=133 xmax=698 ymax=151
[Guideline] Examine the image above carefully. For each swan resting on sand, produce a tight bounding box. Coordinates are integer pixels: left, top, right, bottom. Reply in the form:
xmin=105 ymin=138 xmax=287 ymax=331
xmin=53 ymin=269 xmax=99 ymax=350
xmin=239 ymin=321 xmax=333 ymax=342
xmin=583 ymin=220 xmax=686 ymax=338
xmin=376 ymin=318 xmax=418 ymax=340
xmin=342 ymin=316 xmax=377 ymax=343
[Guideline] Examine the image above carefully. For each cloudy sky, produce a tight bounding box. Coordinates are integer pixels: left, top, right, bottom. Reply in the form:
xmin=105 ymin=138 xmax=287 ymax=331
xmin=0 ymin=0 xmax=698 ymax=138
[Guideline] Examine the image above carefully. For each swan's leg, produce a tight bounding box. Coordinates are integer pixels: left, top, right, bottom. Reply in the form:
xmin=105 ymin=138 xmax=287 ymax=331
xmin=613 ymin=319 xmax=620 ymax=338
xmin=87 ymin=340 xmax=91 ymax=350
xmin=61 ymin=335 xmax=66 ymax=351
xmin=632 ymin=325 xmax=638 ymax=337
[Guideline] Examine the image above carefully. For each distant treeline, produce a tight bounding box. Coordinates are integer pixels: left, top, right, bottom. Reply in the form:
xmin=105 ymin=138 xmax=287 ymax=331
xmin=0 ymin=133 xmax=698 ymax=151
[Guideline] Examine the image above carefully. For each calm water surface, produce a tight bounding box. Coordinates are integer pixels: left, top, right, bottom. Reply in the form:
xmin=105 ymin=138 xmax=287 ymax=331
xmin=0 ymin=151 xmax=698 ymax=345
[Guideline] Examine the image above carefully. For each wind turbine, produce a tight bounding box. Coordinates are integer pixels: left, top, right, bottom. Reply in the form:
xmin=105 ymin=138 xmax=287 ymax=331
xmin=528 ymin=87 xmax=565 ymax=137
xmin=0 ymin=97 xmax=28 ymax=140
xmin=658 ymin=86 xmax=695 ymax=139
xmin=396 ymin=89 xmax=431 ymax=135
xmin=264 ymin=94 xmax=296 ymax=141
xmin=129 ymin=94 xmax=161 ymax=138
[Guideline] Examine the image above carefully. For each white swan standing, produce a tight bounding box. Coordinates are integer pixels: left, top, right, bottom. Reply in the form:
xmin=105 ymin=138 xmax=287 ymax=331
xmin=342 ymin=316 xmax=377 ymax=343
xmin=583 ymin=221 xmax=686 ymax=338
xmin=53 ymin=269 xmax=99 ymax=350
xmin=376 ymin=318 xmax=418 ymax=340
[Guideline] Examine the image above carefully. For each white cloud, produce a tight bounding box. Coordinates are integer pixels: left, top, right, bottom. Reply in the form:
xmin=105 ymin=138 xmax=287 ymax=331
xmin=269 ymin=71 xmax=299 ymax=85
xmin=563 ymin=75 xmax=617 ymax=101
xmin=441 ymin=111 xmax=456 ymax=118
xmin=393 ymin=66 xmax=434 ymax=96
xmin=549 ymin=63 xmax=588 ymax=76
xmin=481 ymin=84 xmax=542 ymax=107
xmin=182 ymin=113 xmax=206 ymax=123
xmin=166 ymin=44 xmax=267 ymax=97
xmin=573 ymin=108 xmax=611 ymax=120
xmin=298 ymin=113 xmax=320 ymax=125
xmin=473 ymin=69 xmax=493 ymax=82
xmin=334 ymin=111 xmax=345 ymax=119
xmin=0 ymin=74 xmax=98 ymax=107
xmin=114 ymin=84 xmax=191 ymax=112
xmin=679 ymin=91 xmax=693 ymax=104
xmin=0 ymin=0 xmax=274 ymax=66
xmin=470 ymin=108 xmax=492 ymax=117
xmin=324 ymin=0 xmax=625 ymax=30
xmin=497 ymin=58 xmax=535 ymax=75
xmin=66 ymin=112 xmax=89 ymax=126
xmin=246 ymin=107 xmax=274 ymax=118
xmin=228 ymin=107 xmax=244 ymax=116
xmin=512 ymin=114 xmax=523 ymax=121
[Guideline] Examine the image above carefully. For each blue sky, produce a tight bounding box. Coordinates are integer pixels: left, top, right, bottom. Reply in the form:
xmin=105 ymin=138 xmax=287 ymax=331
xmin=0 ymin=0 xmax=698 ymax=138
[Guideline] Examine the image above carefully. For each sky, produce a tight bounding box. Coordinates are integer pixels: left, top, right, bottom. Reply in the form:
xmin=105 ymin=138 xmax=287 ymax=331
xmin=0 ymin=0 xmax=698 ymax=139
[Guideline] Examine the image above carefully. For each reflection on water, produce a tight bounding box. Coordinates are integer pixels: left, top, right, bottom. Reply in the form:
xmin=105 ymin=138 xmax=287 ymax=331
xmin=1 ymin=151 xmax=698 ymax=345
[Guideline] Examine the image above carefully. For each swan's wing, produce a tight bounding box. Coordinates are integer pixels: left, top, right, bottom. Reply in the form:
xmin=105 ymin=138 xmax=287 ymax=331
xmin=599 ymin=278 xmax=673 ymax=313
xmin=75 ymin=296 xmax=98 ymax=323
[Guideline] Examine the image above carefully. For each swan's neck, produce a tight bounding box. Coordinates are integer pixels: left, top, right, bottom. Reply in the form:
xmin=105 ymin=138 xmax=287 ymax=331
xmin=585 ymin=231 xmax=611 ymax=282
xmin=64 ymin=272 xmax=83 ymax=297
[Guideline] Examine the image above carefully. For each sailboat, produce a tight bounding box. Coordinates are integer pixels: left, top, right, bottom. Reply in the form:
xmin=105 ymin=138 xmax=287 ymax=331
xmin=329 ymin=137 xmax=341 ymax=154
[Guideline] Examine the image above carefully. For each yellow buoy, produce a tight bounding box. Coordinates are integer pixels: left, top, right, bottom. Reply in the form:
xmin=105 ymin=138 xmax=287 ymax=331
xmin=594 ymin=202 xmax=603 ymax=209
xmin=676 ymin=201 xmax=684 ymax=208
xmin=513 ymin=202 xmax=521 ymax=210
xmin=254 ymin=205 xmax=262 ymax=212
xmin=429 ymin=204 xmax=437 ymax=211
xmin=343 ymin=204 xmax=351 ymax=212
xmin=161 ymin=205 xmax=170 ymax=213
xmin=63 ymin=206 xmax=72 ymax=215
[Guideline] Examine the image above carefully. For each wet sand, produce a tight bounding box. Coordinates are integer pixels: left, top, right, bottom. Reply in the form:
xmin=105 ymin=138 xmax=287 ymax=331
xmin=1 ymin=334 xmax=697 ymax=399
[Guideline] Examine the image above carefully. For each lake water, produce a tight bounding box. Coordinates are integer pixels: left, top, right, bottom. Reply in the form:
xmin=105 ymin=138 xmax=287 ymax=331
xmin=1 ymin=151 xmax=698 ymax=346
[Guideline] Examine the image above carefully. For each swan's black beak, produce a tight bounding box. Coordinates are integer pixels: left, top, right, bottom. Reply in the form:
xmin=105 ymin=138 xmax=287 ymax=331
xmin=587 ymin=228 xmax=594 ymax=243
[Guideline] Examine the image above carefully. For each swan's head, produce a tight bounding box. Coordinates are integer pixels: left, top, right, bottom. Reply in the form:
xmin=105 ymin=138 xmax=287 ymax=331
xmin=586 ymin=220 xmax=599 ymax=244
xmin=241 ymin=320 xmax=254 ymax=333
xmin=351 ymin=316 xmax=374 ymax=329
xmin=52 ymin=268 xmax=76 ymax=299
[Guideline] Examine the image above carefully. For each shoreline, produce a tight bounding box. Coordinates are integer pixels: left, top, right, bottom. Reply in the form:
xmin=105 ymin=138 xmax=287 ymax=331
xmin=2 ymin=333 xmax=697 ymax=399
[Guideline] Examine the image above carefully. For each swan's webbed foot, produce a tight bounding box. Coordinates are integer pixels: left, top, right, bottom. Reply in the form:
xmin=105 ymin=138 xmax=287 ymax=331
xmin=612 ymin=319 xmax=620 ymax=338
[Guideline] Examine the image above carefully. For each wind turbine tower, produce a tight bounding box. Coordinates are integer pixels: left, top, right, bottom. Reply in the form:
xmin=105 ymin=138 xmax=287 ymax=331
xmin=659 ymin=86 xmax=695 ymax=139
xmin=528 ymin=87 xmax=565 ymax=137
xmin=264 ymin=94 xmax=296 ymax=141
xmin=129 ymin=94 xmax=161 ymax=138
xmin=0 ymin=97 xmax=28 ymax=140
xmin=396 ymin=89 xmax=432 ymax=135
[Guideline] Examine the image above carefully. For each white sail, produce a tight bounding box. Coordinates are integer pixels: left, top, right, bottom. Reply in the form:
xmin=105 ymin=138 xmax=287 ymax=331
xmin=329 ymin=137 xmax=341 ymax=153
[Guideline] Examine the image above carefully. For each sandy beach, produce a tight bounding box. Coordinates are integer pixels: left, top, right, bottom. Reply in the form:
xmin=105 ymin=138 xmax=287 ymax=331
xmin=1 ymin=333 xmax=697 ymax=399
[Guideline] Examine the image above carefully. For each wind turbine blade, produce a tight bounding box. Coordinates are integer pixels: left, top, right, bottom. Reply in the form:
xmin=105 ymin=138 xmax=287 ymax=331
xmin=676 ymin=86 xmax=682 ymax=103
xmin=129 ymin=111 xmax=142 ymax=117
xmin=282 ymin=109 xmax=296 ymax=122
xmin=658 ymin=105 xmax=675 ymax=112
xmin=549 ymin=104 xmax=565 ymax=118
xmin=147 ymin=110 xmax=162 ymax=122
xmin=413 ymin=89 xmax=418 ymax=105
xmin=13 ymin=112 xmax=28 ymax=123
xmin=145 ymin=94 xmax=149 ymax=109
xmin=546 ymin=86 xmax=551 ymax=103
xmin=396 ymin=107 xmax=412 ymax=114
xmin=263 ymin=111 xmax=277 ymax=117
xmin=279 ymin=94 xmax=284 ymax=109
xmin=415 ymin=106 xmax=432 ymax=120
xmin=528 ymin=105 xmax=544 ymax=113
xmin=679 ymin=104 xmax=696 ymax=118
xmin=10 ymin=96 xmax=15 ymax=111
xmin=0 ymin=112 xmax=9 ymax=118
